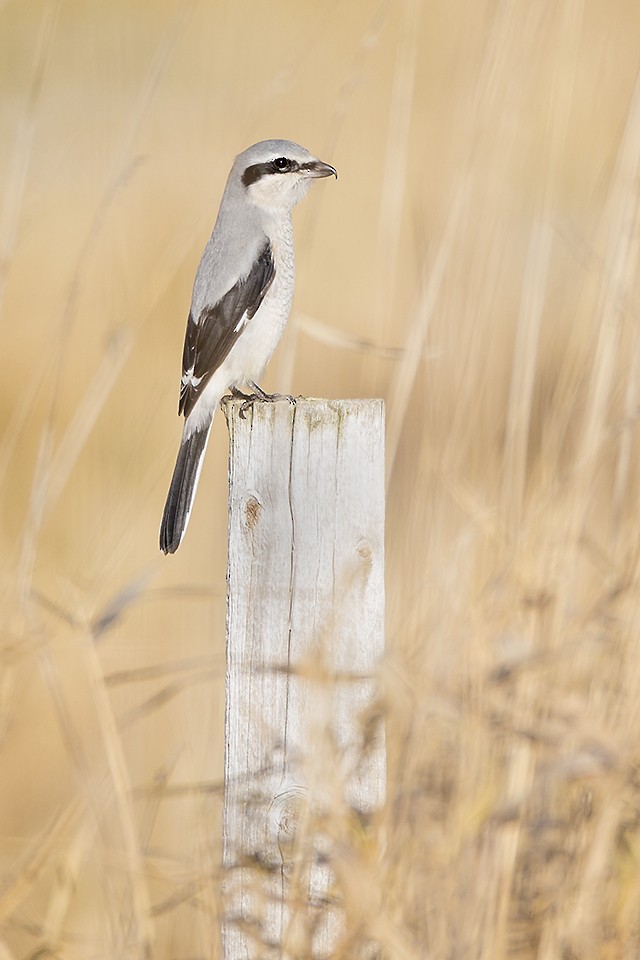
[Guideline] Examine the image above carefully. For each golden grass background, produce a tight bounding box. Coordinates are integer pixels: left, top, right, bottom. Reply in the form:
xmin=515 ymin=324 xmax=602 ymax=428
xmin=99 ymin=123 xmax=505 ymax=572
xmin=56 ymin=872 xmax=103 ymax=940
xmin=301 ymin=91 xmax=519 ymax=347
xmin=2 ymin=0 xmax=640 ymax=955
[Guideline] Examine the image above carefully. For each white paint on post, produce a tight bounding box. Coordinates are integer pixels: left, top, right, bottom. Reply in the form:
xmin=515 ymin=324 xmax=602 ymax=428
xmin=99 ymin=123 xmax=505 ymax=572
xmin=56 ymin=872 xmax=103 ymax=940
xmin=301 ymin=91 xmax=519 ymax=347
xmin=222 ymin=397 xmax=385 ymax=959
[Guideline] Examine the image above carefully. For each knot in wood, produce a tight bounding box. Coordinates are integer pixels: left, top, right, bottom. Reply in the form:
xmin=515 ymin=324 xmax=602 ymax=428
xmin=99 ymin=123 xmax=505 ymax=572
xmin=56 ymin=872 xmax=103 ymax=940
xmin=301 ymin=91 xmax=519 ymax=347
xmin=244 ymin=495 xmax=262 ymax=530
xmin=356 ymin=538 xmax=373 ymax=567
xmin=267 ymin=785 xmax=308 ymax=855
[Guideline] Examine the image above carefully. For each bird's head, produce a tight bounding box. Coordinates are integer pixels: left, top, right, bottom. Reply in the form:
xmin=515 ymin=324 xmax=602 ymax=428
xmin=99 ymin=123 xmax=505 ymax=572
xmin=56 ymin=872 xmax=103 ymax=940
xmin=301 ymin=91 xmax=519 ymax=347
xmin=235 ymin=139 xmax=337 ymax=214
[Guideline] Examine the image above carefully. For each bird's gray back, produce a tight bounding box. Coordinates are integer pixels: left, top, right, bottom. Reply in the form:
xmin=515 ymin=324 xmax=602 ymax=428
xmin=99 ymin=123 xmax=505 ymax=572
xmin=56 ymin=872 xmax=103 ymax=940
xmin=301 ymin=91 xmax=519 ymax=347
xmin=191 ymin=184 xmax=267 ymax=319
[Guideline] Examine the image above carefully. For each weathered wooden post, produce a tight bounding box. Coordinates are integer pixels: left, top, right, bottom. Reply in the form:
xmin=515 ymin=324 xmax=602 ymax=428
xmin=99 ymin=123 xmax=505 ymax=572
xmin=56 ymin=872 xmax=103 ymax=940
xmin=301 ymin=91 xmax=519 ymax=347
xmin=221 ymin=397 xmax=385 ymax=959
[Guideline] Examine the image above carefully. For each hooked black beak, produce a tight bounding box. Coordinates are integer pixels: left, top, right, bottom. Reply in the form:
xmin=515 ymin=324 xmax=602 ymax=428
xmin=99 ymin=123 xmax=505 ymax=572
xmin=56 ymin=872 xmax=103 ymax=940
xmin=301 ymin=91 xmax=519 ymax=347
xmin=301 ymin=159 xmax=338 ymax=179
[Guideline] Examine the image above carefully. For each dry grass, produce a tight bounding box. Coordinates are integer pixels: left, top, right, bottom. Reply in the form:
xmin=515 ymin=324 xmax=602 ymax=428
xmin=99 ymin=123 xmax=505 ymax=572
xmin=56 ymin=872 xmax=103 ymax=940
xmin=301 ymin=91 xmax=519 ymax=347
xmin=2 ymin=0 xmax=640 ymax=956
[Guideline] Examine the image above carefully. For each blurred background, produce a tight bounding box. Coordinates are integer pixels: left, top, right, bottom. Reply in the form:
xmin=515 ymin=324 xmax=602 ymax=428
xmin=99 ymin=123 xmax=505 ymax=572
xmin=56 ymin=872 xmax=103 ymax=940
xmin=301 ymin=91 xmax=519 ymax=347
xmin=2 ymin=0 xmax=640 ymax=956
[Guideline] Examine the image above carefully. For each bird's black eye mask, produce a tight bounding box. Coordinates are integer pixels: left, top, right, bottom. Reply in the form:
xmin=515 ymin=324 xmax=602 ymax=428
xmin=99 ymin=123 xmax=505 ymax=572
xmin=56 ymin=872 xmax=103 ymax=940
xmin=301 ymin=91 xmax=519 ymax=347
xmin=242 ymin=157 xmax=305 ymax=186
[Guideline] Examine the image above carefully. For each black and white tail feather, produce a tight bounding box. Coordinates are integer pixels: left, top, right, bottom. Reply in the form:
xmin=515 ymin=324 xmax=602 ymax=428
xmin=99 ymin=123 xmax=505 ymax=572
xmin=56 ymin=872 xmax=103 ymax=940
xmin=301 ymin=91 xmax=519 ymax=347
xmin=158 ymin=139 xmax=336 ymax=554
xmin=159 ymin=427 xmax=210 ymax=554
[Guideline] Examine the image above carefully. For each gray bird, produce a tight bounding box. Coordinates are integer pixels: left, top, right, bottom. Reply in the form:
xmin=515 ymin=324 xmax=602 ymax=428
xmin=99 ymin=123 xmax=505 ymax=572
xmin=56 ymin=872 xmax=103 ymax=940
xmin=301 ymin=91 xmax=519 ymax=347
xmin=160 ymin=139 xmax=337 ymax=554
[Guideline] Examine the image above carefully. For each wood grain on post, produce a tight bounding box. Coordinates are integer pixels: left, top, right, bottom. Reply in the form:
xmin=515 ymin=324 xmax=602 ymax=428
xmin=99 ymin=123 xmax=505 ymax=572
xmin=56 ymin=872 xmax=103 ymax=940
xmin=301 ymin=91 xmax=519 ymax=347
xmin=221 ymin=397 xmax=385 ymax=959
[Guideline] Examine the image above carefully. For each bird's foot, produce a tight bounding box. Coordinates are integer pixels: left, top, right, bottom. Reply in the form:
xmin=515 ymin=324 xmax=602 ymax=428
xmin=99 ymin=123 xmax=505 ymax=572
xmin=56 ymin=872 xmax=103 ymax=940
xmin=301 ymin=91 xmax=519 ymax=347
xmin=233 ymin=382 xmax=296 ymax=419
xmin=224 ymin=386 xmax=260 ymax=419
xmin=228 ymin=386 xmax=254 ymax=402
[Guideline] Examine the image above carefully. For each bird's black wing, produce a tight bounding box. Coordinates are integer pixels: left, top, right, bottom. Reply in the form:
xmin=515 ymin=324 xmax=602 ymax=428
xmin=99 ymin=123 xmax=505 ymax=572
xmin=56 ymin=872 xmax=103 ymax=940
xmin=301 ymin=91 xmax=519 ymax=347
xmin=179 ymin=241 xmax=275 ymax=418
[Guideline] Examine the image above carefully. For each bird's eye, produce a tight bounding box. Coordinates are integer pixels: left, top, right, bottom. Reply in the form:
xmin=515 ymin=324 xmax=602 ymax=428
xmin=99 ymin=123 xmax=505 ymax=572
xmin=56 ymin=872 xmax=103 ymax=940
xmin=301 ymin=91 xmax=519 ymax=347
xmin=273 ymin=157 xmax=291 ymax=171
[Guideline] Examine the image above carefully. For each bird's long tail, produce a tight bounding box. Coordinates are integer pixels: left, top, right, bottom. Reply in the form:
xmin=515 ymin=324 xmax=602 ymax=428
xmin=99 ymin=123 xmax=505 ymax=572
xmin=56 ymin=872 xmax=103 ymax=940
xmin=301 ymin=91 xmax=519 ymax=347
xmin=160 ymin=422 xmax=211 ymax=554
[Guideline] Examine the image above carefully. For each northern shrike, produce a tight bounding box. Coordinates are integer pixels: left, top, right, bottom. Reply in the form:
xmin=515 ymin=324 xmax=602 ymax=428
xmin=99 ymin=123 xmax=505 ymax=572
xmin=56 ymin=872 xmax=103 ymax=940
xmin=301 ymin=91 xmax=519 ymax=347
xmin=160 ymin=139 xmax=337 ymax=554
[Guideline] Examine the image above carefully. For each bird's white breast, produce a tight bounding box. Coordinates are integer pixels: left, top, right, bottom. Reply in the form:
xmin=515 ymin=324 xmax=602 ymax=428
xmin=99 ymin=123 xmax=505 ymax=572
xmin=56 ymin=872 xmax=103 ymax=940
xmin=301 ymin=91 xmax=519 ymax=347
xmin=225 ymin=214 xmax=295 ymax=386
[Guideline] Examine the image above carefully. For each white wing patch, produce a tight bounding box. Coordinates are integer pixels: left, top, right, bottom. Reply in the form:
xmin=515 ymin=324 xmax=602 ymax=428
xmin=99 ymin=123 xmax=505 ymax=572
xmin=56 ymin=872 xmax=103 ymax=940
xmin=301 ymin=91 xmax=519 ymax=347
xmin=181 ymin=366 xmax=203 ymax=389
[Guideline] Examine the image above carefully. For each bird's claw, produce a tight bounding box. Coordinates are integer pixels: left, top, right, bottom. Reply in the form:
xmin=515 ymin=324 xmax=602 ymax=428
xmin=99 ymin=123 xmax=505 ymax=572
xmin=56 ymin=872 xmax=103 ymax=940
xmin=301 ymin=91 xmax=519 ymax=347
xmin=228 ymin=383 xmax=296 ymax=419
